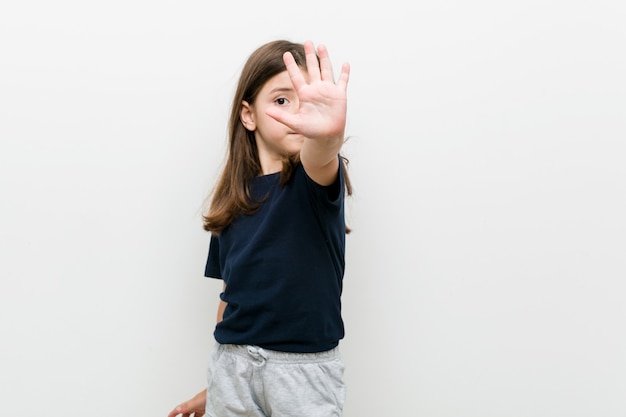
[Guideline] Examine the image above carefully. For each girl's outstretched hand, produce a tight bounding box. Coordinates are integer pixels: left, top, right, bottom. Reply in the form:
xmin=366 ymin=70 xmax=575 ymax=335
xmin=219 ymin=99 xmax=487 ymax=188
xmin=167 ymin=388 xmax=206 ymax=417
xmin=266 ymin=40 xmax=350 ymax=142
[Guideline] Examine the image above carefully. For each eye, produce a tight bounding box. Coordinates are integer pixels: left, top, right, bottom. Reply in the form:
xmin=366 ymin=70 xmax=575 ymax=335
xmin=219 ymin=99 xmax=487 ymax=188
xmin=275 ymin=97 xmax=289 ymax=106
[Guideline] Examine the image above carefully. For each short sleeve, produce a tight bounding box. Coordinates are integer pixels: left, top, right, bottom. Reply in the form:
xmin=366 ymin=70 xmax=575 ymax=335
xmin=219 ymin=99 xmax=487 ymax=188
xmin=204 ymin=234 xmax=222 ymax=279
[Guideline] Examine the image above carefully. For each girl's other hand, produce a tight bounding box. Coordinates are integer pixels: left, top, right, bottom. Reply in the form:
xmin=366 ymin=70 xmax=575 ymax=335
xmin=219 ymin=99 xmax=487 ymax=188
xmin=167 ymin=388 xmax=207 ymax=417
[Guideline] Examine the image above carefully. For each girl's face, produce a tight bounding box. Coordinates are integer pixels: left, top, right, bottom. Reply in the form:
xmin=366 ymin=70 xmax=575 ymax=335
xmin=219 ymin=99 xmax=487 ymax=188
xmin=240 ymin=70 xmax=305 ymax=174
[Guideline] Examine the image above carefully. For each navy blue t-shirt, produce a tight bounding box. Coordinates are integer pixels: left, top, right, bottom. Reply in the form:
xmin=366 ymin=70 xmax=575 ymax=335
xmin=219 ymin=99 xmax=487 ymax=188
xmin=204 ymin=160 xmax=346 ymax=353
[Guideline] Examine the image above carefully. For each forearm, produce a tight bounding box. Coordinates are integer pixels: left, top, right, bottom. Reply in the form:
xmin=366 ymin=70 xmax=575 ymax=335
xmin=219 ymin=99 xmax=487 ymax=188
xmin=302 ymin=134 xmax=343 ymax=164
xmin=217 ymin=300 xmax=227 ymax=323
xmin=300 ymin=136 xmax=343 ymax=186
xmin=217 ymin=282 xmax=227 ymax=323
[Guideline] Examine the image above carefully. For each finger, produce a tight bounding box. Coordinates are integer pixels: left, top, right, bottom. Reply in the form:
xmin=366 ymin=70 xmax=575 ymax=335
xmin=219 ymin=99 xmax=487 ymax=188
xmin=337 ymin=62 xmax=350 ymax=91
xmin=317 ymin=44 xmax=335 ymax=83
xmin=304 ymin=40 xmax=321 ymax=82
xmin=168 ymin=405 xmax=183 ymax=417
xmin=169 ymin=403 xmax=190 ymax=417
xmin=265 ymin=107 xmax=299 ymax=132
xmin=282 ymin=51 xmax=307 ymax=92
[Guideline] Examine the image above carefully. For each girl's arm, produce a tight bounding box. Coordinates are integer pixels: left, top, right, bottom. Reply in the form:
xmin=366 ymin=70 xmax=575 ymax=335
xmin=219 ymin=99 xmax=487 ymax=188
xmin=217 ymin=282 xmax=227 ymax=323
xmin=266 ymin=41 xmax=350 ymax=186
xmin=166 ymin=284 xmax=225 ymax=417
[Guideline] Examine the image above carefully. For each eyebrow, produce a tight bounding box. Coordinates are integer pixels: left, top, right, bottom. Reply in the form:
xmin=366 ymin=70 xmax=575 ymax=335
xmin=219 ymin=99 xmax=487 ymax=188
xmin=268 ymin=86 xmax=295 ymax=94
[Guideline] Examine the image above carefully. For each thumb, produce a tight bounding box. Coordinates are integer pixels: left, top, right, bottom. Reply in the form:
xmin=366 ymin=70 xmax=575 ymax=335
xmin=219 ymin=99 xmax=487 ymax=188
xmin=265 ymin=108 xmax=299 ymax=132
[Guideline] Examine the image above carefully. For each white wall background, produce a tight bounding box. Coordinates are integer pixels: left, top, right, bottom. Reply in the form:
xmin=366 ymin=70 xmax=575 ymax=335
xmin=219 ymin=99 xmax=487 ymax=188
xmin=1 ymin=1 xmax=625 ymax=416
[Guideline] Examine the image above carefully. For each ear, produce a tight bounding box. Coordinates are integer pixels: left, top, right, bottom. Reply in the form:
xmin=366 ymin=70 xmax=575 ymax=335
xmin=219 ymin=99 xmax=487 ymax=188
xmin=240 ymin=101 xmax=256 ymax=131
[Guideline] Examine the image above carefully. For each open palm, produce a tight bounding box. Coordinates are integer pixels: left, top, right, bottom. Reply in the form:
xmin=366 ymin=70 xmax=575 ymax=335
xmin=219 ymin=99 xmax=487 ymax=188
xmin=266 ymin=41 xmax=350 ymax=141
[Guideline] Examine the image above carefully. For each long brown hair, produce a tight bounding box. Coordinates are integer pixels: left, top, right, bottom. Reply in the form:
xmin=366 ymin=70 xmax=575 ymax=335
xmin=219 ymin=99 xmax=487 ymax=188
xmin=203 ymin=40 xmax=352 ymax=234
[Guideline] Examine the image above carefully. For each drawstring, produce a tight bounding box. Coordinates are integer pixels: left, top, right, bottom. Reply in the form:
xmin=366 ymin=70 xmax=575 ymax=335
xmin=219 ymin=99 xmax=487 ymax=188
xmin=246 ymin=345 xmax=268 ymax=366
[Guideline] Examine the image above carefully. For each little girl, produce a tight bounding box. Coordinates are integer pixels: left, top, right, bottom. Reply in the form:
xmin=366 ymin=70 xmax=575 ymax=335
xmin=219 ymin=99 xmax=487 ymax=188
xmin=168 ymin=39 xmax=352 ymax=417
